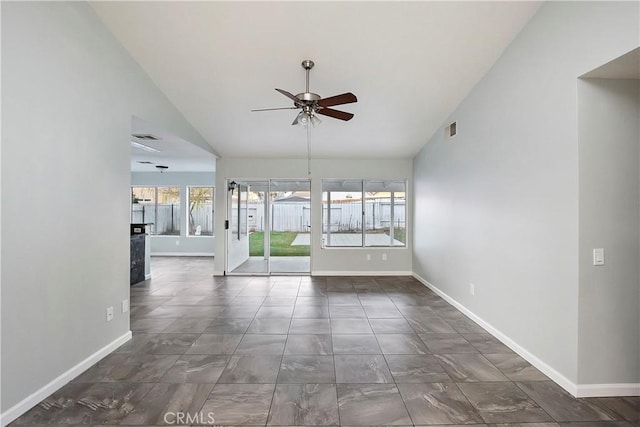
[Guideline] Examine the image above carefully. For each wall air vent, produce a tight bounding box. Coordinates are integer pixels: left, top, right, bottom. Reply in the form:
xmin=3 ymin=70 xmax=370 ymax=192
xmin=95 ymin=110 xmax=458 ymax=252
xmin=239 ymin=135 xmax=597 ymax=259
xmin=446 ymin=121 xmax=457 ymax=139
xmin=131 ymin=134 xmax=160 ymax=140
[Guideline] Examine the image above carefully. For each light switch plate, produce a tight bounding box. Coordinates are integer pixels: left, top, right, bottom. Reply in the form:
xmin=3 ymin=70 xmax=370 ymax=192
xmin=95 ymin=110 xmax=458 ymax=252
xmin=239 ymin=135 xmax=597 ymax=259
xmin=593 ymin=248 xmax=605 ymax=266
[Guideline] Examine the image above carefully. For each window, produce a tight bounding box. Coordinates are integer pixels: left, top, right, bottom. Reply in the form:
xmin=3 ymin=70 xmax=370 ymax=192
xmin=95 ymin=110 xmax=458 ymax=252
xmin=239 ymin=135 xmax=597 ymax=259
xmin=230 ymin=184 xmax=247 ymax=240
xmin=188 ymin=187 xmax=214 ymax=236
xmin=230 ymin=187 xmax=239 ymax=237
xmin=130 ymin=186 xmax=180 ymax=235
xmin=322 ymin=180 xmax=363 ymax=246
xmin=156 ymin=187 xmax=180 ymax=235
xmin=131 ymin=187 xmax=155 ymax=232
xmin=364 ymin=180 xmax=406 ymax=246
xmin=322 ymin=179 xmax=406 ymax=247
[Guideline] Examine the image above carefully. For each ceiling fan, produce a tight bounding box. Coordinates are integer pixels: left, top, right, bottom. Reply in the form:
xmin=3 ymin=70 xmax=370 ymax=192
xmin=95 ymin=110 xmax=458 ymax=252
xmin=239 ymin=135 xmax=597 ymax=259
xmin=252 ymin=60 xmax=357 ymax=126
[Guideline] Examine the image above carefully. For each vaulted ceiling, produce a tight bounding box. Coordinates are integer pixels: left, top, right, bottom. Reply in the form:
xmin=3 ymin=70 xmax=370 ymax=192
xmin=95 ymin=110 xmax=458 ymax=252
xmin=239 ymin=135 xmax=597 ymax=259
xmin=92 ymin=1 xmax=541 ymax=160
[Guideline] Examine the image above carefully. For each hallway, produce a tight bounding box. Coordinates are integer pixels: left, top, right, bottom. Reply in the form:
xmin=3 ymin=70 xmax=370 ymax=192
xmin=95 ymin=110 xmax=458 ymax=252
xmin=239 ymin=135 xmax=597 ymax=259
xmin=11 ymin=257 xmax=638 ymax=426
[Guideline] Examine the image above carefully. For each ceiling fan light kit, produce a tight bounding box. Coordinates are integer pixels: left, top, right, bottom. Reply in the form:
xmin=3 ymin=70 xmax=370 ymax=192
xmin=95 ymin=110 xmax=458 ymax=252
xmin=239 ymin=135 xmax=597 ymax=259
xmin=292 ymin=110 xmax=322 ymax=127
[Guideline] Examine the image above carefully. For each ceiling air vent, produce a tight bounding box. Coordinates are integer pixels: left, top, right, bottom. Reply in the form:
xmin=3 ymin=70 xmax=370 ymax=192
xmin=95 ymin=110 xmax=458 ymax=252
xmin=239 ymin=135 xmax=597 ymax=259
xmin=131 ymin=134 xmax=160 ymax=140
xmin=446 ymin=121 xmax=457 ymax=139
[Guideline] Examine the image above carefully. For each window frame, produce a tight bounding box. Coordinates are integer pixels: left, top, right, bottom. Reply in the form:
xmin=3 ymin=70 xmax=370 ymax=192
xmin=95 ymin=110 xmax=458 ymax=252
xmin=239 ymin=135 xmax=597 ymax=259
xmin=130 ymin=185 xmax=181 ymax=236
xmin=131 ymin=186 xmax=157 ymax=234
xmin=155 ymin=186 xmax=181 ymax=236
xmin=322 ymin=179 xmax=407 ymax=248
xmin=186 ymin=186 xmax=215 ymax=237
xmin=230 ymin=184 xmax=247 ymax=241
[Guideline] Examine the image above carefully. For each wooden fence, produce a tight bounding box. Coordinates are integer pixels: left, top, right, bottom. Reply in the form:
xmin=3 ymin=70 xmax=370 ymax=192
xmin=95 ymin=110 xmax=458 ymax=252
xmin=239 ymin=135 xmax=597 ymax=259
xmin=131 ymin=204 xmax=213 ymax=235
xmin=132 ymin=200 xmax=404 ymax=235
xmin=247 ymin=199 xmax=405 ymax=233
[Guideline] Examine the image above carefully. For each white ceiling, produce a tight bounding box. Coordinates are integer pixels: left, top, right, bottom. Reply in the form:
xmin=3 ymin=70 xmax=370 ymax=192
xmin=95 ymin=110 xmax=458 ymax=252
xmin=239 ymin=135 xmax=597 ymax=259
xmin=131 ymin=116 xmax=216 ymax=172
xmin=93 ymin=1 xmax=541 ymax=160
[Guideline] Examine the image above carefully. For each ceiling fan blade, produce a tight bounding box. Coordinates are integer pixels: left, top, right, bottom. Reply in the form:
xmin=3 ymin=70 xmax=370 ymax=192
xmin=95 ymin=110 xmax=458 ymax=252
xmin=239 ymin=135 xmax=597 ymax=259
xmin=317 ymin=92 xmax=357 ymax=108
xmin=275 ymin=88 xmax=300 ymax=104
xmin=251 ymin=107 xmax=299 ymax=112
xmin=317 ymin=108 xmax=354 ymax=121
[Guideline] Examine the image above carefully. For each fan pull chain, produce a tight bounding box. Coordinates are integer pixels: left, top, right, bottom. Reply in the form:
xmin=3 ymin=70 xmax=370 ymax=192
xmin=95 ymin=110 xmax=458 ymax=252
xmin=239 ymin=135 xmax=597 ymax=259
xmin=307 ymin=121 xmax=312 ymax=178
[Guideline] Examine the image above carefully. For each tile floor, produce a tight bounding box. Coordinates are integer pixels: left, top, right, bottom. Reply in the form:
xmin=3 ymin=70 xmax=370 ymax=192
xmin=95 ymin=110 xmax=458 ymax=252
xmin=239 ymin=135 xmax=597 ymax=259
xmin=11 ymin=257 xmax=639 ymax=426
xmin=232 ymin=256 xmax=311 ymax=274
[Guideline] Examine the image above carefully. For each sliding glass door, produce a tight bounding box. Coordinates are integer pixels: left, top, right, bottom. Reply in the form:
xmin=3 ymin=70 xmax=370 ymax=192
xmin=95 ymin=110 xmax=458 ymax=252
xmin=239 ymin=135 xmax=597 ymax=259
xmin=226 ymin=179 xmax=310 ymax=275
xmin=269 ymin=180 xmax=311 ymax=274
xmin=227 ymin=181 xmax=269 ymax=274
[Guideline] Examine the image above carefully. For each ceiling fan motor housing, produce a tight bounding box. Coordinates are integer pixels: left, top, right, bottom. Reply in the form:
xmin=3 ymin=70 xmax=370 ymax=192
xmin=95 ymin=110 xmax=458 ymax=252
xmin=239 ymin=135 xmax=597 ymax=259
xmin=296 ymin=92 xmax=321 ymax=105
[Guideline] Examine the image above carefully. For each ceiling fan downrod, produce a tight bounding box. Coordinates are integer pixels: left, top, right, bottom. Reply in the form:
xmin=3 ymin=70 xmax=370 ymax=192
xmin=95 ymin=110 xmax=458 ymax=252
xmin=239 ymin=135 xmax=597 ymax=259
xmin=302 ymin=60 xmax=314 ymax=93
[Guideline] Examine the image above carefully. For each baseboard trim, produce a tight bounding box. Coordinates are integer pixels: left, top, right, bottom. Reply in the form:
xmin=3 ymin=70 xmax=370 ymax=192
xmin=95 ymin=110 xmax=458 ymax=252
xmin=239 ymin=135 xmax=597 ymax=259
xmin=313 ymin=270 xmax=413 ymax=276
xmin=411 ymin=272 xmax=580 ymax=397
xmin=413 ymin=272 xmax=640 ymax=398
xmin=151 ymin=253 xmax=214 ymax=257
xmin=576 ymin=383 xmax=640 ymax=398
xmin=145 ymin=273 xmax=152 ymax=280
xmin=0 ymin=331 xmax=132 ymax=427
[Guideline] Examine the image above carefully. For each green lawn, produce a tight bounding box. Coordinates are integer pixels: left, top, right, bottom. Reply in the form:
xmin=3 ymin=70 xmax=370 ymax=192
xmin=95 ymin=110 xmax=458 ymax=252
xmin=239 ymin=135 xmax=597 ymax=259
xmin=249 ymin=232 xmax=310 ymax=256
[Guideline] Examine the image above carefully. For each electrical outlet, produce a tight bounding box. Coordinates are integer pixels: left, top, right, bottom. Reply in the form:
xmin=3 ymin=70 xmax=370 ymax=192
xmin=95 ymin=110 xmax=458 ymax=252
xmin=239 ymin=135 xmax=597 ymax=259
xmin=366 ymin=254 xmax=371 ymax=261
xmin=382 ymin=253 xmax=387 ymax=261
xmin=106 ymin=306 xmax=114 ymax=322
xmin=469 ymin=283 xmax=475 ymax=296
xmin=122 ymin=299 xmax=129 ymax=313
xmin=176 ymin=240 xmax=180 ymax=246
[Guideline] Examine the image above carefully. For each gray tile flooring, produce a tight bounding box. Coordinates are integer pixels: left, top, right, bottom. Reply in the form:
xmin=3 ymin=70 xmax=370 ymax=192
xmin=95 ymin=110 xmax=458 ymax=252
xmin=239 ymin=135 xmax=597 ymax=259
xmin=232 ymin=256 xmax=311 ymax=274
xmin=10 ymin=256 xmax=639 ymax=426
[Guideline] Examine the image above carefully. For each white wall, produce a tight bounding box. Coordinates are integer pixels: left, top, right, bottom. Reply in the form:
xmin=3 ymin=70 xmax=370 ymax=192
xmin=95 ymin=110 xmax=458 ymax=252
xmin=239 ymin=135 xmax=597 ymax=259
xmin=1 ymin=2 xmax=210 ymax=421
xmin=412 ymin=1 xmax=639 ymax=392
xmin=131 ymin=171 xmax=215 ymax=255
xmin=215 ymin=158 xmax=412 ymax=276
xmin=577 ymin=78 xmax=640 ymax=386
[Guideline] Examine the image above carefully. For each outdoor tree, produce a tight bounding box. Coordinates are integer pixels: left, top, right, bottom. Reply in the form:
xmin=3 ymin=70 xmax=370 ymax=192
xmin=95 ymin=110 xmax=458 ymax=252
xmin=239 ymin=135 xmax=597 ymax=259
xmin=189 ymin=188 xmax=213 ymax=235
xmin=157 ymin=187 xmax=180 ymax=203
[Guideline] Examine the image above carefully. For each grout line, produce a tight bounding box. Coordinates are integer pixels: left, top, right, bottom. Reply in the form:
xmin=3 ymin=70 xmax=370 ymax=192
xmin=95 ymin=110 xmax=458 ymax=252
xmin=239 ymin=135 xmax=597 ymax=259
xmin=120 ymin=267 xmax=612 ymax=427
xmin=328 ymin=285 xmax=342 ymax=427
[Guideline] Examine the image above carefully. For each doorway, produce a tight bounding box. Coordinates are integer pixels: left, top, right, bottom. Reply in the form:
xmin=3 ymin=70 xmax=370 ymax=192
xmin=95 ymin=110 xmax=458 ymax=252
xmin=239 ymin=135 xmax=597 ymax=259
xmin=576 ymin=47 xmax=640 ymax=387
xmin=226 ymin=179 xmax=311 ymax=274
